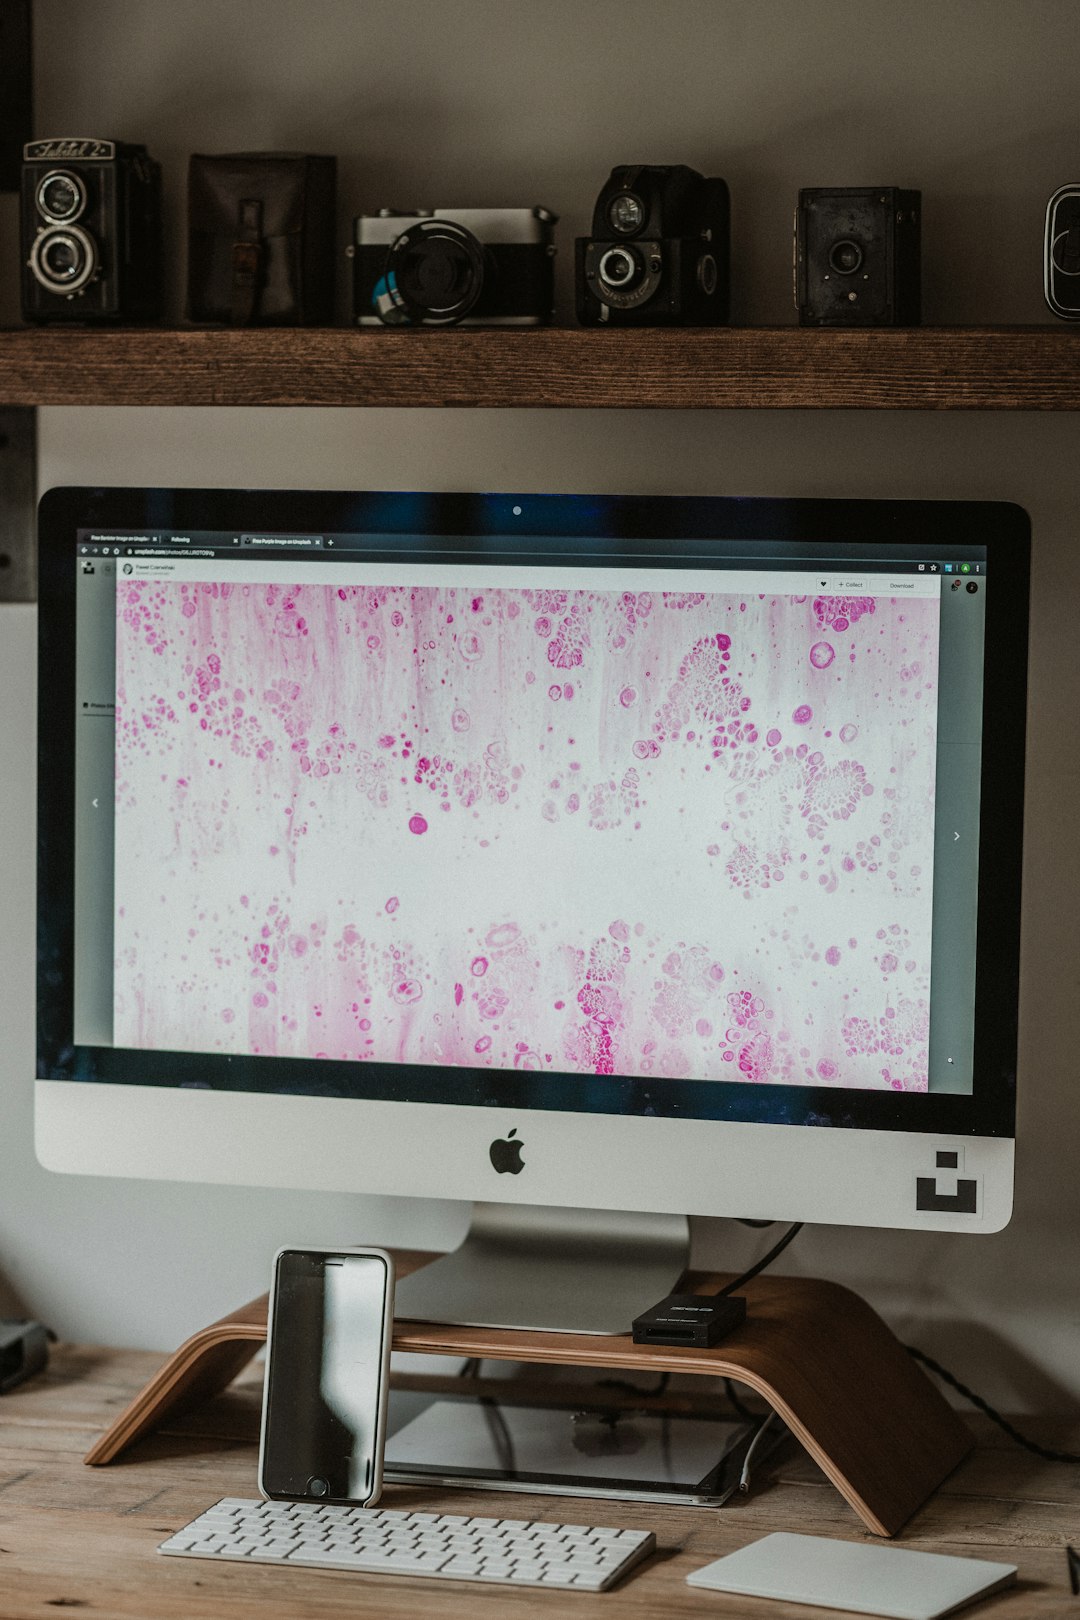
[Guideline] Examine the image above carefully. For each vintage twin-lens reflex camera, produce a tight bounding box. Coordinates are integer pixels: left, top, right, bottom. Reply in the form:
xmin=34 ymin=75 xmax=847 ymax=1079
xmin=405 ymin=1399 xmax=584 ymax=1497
xmin=21 ymin=138 xmax=163 ymax=323
xmin=350 ymin=207 xmax=557 ymax=326
xmin=795 ymin=187 xmax=921 ymax=327
xmin=576 ymin=165 xmax=730 ymax=326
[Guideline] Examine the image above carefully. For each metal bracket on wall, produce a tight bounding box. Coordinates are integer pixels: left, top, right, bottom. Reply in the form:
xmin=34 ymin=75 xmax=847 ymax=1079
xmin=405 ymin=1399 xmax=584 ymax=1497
xmin=0 ymin=407 xmax=37 ymax=601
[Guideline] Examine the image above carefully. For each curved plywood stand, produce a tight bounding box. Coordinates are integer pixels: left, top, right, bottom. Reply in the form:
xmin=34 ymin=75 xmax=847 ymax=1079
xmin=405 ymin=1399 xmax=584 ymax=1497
xmin=84 ymin=1250 xmax=971 ymax=1538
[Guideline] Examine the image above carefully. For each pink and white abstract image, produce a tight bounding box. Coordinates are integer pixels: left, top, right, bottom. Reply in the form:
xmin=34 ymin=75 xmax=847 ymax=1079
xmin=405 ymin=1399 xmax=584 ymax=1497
xmin=113 ymin=575 xmax=940 ymax=1090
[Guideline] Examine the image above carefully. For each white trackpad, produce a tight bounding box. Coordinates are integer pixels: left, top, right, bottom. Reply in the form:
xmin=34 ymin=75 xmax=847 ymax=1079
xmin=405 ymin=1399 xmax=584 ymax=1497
xmin=686 ymin=1532 xmax=1016 ymax=1620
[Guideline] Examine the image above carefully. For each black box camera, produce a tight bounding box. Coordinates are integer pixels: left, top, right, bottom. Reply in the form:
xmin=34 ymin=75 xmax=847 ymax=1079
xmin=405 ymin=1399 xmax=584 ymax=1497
xmin=1044 ymin=186 xmax=1080 ymax=319
xmin=21 ymin=138 xmax=163 ymax=323
xmin=795 ymin=187 xmax=920 ymax=327
xmin=350 ymin=207 xmax=557 ymax=327
xmin=576 ymin=165 xmax=730 ymax=326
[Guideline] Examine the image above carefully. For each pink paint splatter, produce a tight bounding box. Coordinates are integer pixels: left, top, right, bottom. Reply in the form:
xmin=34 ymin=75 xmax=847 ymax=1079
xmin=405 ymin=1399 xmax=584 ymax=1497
xmin=112 ymin=578 xmax=938 ymax=1093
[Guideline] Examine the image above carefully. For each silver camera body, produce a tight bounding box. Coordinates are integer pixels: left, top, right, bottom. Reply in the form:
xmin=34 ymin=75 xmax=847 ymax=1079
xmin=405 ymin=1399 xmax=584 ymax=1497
xmin=350 ymin=206 xmax=556 ymax=327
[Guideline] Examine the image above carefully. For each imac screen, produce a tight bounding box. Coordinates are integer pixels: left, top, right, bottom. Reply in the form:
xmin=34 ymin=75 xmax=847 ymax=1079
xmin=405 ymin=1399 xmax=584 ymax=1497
xmin=43 ymin=493 xmax=1022 ymax=1135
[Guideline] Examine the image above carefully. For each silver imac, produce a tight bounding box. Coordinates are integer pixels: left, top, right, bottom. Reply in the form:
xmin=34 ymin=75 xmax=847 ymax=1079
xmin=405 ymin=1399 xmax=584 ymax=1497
xmin=36 ymin=489 xmax=1029 ymax=1333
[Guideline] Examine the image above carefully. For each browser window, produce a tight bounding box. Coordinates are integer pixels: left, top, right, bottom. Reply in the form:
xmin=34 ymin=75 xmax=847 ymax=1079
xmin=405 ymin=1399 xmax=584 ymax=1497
xmin=74 ymin=529 xmax=986 ymax=1097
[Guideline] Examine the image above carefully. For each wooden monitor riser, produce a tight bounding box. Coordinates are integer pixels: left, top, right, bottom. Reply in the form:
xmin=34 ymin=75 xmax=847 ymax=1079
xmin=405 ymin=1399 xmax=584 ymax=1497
xmin=83 ymin=1248 xmax=972 ymax=1539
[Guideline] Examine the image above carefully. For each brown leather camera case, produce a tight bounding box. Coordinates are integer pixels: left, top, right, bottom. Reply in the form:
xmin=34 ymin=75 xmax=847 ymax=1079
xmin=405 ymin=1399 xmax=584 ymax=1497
xmin=187 ymin=152 xmax=336 ymax=325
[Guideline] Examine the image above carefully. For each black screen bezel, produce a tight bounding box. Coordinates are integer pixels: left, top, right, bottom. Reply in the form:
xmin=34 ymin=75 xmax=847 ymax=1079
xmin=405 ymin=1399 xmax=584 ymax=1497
xmin=37 ymin=486 xmax=1030 ymax=1138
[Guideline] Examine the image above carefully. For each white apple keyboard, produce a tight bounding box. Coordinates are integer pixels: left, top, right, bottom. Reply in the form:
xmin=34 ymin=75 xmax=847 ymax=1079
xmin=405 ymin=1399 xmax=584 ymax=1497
xmin=159 ymin=1496 xmax=655 ymax=1590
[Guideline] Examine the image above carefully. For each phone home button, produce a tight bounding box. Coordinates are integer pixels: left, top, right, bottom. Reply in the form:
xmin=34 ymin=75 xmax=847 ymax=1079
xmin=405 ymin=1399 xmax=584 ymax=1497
xmin=307 ymin=1476 xmax=330 ymax=1498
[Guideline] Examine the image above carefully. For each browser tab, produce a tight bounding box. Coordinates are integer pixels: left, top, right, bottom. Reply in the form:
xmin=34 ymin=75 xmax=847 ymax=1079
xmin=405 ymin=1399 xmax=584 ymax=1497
xmin=241 ymin=534 xmax=324 ymax=549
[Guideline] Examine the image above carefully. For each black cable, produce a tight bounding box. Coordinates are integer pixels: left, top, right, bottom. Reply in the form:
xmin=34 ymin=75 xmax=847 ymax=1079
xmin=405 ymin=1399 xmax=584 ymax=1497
xmin=907 ymin=1346 xmax=1080 ymax=1465
xmin=601 ymin=1225 xmax=804 ymax=1412
xmin=724 ymin=1377 xmax=754 ymax=1419
xmin=713 ymin=1224 xmax=803 ymax=1421
xmin=717 ymin=1222 xmax=804 ymax=1298
xmin=597 ymin=1370 xmax=671 ymax=1398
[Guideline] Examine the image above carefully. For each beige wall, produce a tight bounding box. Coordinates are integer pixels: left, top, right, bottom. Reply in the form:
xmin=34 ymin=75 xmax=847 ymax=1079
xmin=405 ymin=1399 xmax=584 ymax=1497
xmin=0 ymin=2 xmax=1077 ymax=1420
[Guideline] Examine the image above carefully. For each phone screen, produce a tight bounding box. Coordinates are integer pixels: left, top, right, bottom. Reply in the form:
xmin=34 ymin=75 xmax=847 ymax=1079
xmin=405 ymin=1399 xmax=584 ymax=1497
xmin=262 ymin=1250 xmax=390 ymax=1502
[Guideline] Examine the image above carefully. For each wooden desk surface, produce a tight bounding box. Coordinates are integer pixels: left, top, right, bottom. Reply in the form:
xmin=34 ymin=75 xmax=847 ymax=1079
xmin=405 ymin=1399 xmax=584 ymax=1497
xmin=0 ymin=1343 xmax=1077 ymax=1618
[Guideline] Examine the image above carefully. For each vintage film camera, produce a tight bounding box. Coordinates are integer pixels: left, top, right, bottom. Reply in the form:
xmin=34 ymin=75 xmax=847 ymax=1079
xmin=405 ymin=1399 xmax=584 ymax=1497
xmin=21 ymin=138 xmax=162 ymax=323
xmin=350 ymin=207 xmax=557 ymax=326
xmin=1044 ymin=185 xmax=1080 ymax=318
xmin=576 ymin=165 xmax=730 ymax=326
xmin=795 ymin=187 xmax=920 ymax=327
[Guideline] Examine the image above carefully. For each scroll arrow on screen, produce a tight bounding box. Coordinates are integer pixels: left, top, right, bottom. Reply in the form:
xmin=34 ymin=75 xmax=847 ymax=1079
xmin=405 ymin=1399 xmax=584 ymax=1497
xmin=954 ymin=831 xmax=960 ymax=841
xmin=92 ymin=797 xmax=99 ymax=809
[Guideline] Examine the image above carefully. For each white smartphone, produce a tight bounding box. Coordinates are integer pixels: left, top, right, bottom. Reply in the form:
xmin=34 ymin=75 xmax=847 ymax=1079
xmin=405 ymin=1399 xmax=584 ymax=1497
xmin=258 ymin=1245 xmax=395 ymax=1508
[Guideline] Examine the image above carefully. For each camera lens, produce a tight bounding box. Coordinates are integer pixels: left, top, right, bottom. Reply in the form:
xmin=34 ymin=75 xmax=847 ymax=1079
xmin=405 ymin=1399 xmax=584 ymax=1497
xmin=37 ymin=168 xmax=87 ymax=223
xmin=44 ymin=238 xmax=79 ymax=278
xmin=966 ymin=581 xmax=979 ymax=593
xmin=598 ymin=246 xmax=640 ymax=289
xmin=828 ymin=239 xmax=863 ymax=275
xmin=307 ymin=1476 xmax=330 ymax=1498
xmin=383 ymin=220 xmax=486 ymax=326
xmin=608 ymin=193 xmax=644 ymax=234
xmin=30 ymin=224 xmax=98 ymax=294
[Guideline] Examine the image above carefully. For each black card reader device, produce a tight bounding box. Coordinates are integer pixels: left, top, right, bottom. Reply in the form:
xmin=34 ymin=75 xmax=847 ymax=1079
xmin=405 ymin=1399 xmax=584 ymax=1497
xmin=631 ymin=1294 xmax=746 ymax=1349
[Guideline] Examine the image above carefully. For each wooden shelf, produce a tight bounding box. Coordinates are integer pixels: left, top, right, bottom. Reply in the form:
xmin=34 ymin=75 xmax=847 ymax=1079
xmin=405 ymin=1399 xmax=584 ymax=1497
xmin=2 ymin=323 xmax=1080 ymax=409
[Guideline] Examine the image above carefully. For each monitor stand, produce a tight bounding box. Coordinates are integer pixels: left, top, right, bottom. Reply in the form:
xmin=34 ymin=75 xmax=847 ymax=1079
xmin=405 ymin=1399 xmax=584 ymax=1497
xmin=393 ymin=1202 xmax=690 ymax=1335
xmin=83 ymin=1244 xmax=975 ymax=1536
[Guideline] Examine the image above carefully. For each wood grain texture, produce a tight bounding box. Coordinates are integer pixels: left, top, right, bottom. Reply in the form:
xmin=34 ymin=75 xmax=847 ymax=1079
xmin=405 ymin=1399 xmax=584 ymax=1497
xmin=5 ymin=1344 xmax=1080 ymax=1617
xmin=82 ymin=1249 xmax=432 ymax=1468
xmin=4 ymin=324 xmax=1080 ymax=409
xmin=84 ymin=1256 xmax=971 ymax=1539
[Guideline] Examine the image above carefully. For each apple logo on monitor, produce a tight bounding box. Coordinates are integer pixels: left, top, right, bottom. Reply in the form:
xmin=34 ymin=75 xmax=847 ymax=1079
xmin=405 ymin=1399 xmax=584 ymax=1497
xmin=489 ymin=1128 xmax=524 ymax=1175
